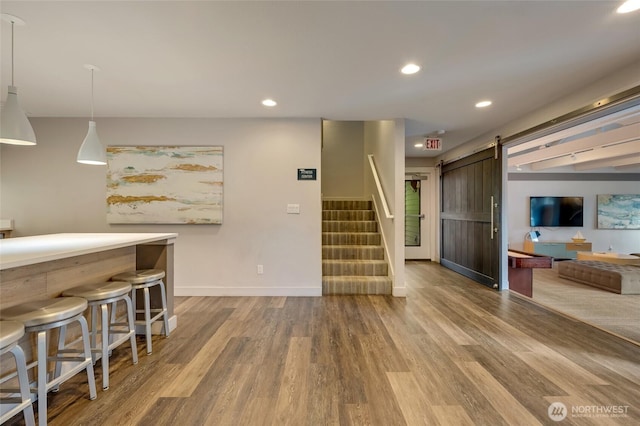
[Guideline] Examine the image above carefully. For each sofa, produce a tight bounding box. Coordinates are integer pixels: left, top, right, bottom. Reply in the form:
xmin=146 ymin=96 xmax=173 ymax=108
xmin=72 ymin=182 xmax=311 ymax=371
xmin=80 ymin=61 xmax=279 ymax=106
xmin=557 ymin=260 xmax=640 ymax=294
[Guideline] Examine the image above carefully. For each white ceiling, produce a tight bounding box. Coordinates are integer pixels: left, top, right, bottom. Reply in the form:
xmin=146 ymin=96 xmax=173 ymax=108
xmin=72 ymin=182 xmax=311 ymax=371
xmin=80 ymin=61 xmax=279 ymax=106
xmin=1 ymin=1 xmax=640 ymax=160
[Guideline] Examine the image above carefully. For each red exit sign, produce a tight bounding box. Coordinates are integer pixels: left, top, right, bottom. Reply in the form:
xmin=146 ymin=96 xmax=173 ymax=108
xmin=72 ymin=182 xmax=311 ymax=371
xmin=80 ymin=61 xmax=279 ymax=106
xmin=423 ymin=137 xmax=442 ymax=151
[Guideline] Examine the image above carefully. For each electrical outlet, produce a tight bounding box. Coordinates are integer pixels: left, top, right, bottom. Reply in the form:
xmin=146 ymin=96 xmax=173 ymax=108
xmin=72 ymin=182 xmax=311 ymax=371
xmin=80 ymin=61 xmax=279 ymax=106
xmin=257 ymin=264 xmax=264 ymax=275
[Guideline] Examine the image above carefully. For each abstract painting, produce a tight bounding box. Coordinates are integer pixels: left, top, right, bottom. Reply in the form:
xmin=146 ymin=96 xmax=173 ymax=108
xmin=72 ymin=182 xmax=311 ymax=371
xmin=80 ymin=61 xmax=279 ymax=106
xmin=107 ymin=146 xmax=223 ymax=224
xmin=597 ymin=194 xmax=640 ymax=229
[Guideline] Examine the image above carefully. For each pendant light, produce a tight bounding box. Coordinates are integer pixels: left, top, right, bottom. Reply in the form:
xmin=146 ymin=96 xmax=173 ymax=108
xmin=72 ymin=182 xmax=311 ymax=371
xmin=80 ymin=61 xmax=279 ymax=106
xmin=0 ymin=14 xmax=36 ymax=145
xmin=77 ymin=64 xmax=106 ymax=165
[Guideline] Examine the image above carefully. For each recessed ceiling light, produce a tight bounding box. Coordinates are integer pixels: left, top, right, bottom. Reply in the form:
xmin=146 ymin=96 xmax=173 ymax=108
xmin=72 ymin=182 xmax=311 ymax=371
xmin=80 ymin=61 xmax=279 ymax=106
xmin=401 ymin=63 xmax=420 ymax=75
xmin=414 ymin=143 xmax=423 ymax=148
xmin=475 ymin=100 xmax=492 ymax=108
xmin=617 ymin=0 xmax=640 ymax=13
xmin=262 ymin=99 xmax=277 ymax=107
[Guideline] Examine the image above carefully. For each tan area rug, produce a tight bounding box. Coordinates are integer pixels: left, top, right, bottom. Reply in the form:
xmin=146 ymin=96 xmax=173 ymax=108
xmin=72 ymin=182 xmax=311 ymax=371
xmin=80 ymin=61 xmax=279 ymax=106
xmin=533 ymin=266 xmax=640 ymax=345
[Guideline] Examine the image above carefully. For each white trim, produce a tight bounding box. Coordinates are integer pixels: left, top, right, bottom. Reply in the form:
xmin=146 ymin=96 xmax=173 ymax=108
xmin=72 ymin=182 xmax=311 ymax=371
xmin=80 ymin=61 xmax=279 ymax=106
xmin=392 ymin=285 xmax=407 ymax=297
xmin=175 ymin=286 xmax=322 ymax=297
xmin=368 ymin=155 xmax=394 ymax=219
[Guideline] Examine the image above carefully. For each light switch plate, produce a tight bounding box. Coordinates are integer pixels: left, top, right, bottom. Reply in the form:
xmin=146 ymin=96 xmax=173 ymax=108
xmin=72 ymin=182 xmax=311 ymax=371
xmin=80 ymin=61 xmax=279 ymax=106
xmin=287 ymin=204 xmax=300 ymax=214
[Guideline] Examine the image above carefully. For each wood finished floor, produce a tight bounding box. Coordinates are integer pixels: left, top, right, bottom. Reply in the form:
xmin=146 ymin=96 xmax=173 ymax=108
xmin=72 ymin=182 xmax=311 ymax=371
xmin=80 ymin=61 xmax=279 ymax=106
xmin=5 ymin=261 xmax=640 ymax=425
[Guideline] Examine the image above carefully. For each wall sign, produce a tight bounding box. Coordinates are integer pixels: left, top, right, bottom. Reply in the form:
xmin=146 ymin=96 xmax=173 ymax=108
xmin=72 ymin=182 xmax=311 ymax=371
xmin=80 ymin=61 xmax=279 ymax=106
xmin=423 ymin=137 xmax=442 ymax=151
xmin=297 ymin=168 xmax=317 ymax=181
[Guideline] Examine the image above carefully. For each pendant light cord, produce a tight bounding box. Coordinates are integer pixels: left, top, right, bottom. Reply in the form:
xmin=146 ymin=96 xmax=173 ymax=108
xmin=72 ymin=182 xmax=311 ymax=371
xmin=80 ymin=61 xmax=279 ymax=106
xmin=90 ymin=68 xmax=95 ymax=120
xmin=10 ymin=20 xmax=15 ymax=86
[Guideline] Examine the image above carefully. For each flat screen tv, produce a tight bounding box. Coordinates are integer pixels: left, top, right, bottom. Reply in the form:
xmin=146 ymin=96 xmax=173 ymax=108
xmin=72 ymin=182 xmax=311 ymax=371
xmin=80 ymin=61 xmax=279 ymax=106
xmin=530 ymin=196 xmax=583 ymax=227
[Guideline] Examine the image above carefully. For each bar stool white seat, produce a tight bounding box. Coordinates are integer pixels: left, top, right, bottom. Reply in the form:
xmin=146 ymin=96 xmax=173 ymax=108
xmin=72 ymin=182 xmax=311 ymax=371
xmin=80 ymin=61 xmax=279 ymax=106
xmin=0 ymin=320 xmax=35 ymax=426
xmin=111 ymin=269 xmax=169 ymax=355
xmin=1 ymin=298 xmax=97 ymax=426
xmin=62 ymin=281 xmax=138 ymax=391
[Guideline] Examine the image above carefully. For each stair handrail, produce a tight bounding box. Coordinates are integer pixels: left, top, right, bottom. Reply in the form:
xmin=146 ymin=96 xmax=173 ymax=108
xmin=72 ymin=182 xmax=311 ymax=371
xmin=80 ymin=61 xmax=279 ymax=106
xmin=367 ymin=154 xmax=394 ymax=219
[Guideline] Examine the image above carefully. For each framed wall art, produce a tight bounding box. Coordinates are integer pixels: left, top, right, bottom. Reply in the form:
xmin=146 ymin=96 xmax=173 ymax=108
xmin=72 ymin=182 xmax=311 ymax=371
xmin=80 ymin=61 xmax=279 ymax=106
xmin=107 ymin=146 xmax=223 ymax=224
xmin=596 ymin=194 xmax=640 ymax=229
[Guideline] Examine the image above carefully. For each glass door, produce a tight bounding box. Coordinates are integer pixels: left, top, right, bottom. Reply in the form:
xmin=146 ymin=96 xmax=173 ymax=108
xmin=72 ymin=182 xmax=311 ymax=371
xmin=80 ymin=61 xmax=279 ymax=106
xmin=405 ymin=177 xmax=431 ymax=259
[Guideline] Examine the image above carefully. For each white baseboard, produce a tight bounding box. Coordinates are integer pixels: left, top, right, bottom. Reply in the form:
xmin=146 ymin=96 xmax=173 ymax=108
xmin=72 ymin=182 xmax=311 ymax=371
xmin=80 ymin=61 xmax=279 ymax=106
xmin=393 ymin=286 xmax=407 ymax=297
xmin=175 ymin=287 xmax=322 ymax=297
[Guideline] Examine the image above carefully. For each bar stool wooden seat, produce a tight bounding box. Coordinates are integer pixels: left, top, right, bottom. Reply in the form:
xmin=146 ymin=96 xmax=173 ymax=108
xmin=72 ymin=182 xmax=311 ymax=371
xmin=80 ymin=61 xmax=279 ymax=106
xmin=111 ymin=269 xmax=169 ymax=355
xmin=62 ymin=281 xmax=138 ymax=391
xmin=0 ymin=320 xmax=35 ymax=426
xmin=1 ymin=298 xmax=97 ymax=426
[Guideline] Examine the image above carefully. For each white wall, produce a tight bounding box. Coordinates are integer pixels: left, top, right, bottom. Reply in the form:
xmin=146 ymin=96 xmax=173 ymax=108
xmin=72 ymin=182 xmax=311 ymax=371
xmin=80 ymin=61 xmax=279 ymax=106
xmin=0 ymin=117 xmax=323 ymax=296
xmin=364 ymin=119 xmax=406 ymax=296
xmin=321 ymin=121 xmax=365 ymax=199
xmin=508 ymin=179 xmax=640 ymax=254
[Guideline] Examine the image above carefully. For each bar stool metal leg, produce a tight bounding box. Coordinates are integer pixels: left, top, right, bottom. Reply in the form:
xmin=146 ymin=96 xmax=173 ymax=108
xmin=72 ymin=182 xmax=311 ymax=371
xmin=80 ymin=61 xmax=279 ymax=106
xmin=159 ymin=280 xmax=170 ymax=337
xmin=109 ymin=302 xmax=117 ymax=350
xmin=143 ymin=287 xmax=152 ymax=354
xmin=45 ymin=318 xmax=97 ymax=418
xmin=99 ymin=303 xmax=109 ymax=390
xmin=90 ymin=305 xmax=98 ymax=362
xmin=2 ymin=298 xmax=98 ymax=426
xmin=111 ymin=269 xmax=170 ymax=355
xmin=62 ymin=282 xmax=138 ymax=391
xmin=124 ymin=295 xmax=139 ymax=366
xmin=78 ymin=315 xmax=98 ymax=402
xmin=52 ymin=325 xmax=65 ymax=392
xmin=0 ymin=320 xmax=35 ymax=426
xmin=40 ymin=316 xmax=97 ymax=425
xmin=11 ymin=344 xmax=36 ymax=426
xmin=36 ymin=330 xmax=47 ymax=426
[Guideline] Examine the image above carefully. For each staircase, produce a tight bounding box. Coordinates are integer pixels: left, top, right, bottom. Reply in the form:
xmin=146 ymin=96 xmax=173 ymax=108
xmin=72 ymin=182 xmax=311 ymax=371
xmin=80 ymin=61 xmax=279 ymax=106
xmin=322 ymin=199 xmax=392 ymax=295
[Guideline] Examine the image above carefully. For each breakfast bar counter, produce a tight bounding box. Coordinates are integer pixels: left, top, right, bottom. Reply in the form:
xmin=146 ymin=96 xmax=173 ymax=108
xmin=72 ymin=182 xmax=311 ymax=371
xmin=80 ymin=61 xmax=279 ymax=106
xmin=0 ymin=233 xmax=178 ymax=332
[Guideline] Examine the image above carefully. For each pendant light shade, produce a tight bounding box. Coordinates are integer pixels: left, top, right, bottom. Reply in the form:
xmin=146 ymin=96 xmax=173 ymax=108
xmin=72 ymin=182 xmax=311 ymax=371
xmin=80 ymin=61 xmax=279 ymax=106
xmin=1 ymin=85 xmax=36 ymax=145
xmin=0 ymin=14 xmax=37 ymax=145
xmin=77 ymin=121 xmax=106 ymax=165
xmin=77 ymin=64 xmax=106 ymax=165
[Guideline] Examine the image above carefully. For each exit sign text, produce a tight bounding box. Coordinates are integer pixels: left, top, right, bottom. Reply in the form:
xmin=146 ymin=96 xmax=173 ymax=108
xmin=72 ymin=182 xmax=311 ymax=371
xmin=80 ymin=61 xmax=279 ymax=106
xmin=423 ymin=138 xmax=442 ymax=151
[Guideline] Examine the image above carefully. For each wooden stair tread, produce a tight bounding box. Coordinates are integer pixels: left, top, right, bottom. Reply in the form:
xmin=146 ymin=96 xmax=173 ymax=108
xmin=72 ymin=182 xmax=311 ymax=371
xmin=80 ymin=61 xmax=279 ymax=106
xmin=322 ymin=198 xmax=390 ymax=295
xmin=322 ymin=276 xmax=392 ymax=282
xmin=322 ymin=244 xmax=384 ymax=250
xmin=323 ymin=231 xmax=379 ymax=235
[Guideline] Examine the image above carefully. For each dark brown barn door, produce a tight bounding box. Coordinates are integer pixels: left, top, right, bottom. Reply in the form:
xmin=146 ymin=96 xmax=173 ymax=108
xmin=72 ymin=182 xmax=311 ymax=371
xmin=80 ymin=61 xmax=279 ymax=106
xmin=440 ymin=146 xmax=501 ymax=288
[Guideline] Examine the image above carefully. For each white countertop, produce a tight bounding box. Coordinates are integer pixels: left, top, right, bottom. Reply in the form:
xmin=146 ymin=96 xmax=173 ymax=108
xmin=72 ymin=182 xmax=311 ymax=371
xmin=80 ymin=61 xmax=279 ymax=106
xmin=0 ymin=233 xmax=178 ymax=270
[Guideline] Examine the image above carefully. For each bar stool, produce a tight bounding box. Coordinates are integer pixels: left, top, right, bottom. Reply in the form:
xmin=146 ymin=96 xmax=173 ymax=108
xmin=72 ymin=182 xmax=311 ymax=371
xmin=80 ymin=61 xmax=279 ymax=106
xmin=1 ymin=298 xmax=97 ymax=426
xmin=0 ymin=320 xmax=35 ymax=426
xmin=111 ymin=269 xmax=169 ymax=355
xmin=62 ymin=281 xmax=138 ymax=391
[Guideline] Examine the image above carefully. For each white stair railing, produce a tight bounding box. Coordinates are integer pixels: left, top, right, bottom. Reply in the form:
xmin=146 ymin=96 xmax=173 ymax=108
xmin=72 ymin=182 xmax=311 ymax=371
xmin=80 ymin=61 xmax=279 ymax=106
xmin=367 ymin=154 xmax=394 ymax=219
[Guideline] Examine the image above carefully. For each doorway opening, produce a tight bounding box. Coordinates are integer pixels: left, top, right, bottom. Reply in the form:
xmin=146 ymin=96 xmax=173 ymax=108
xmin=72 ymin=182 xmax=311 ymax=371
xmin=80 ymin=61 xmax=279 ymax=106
xmin=405 ymin=173 xmax=432 ymax=260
